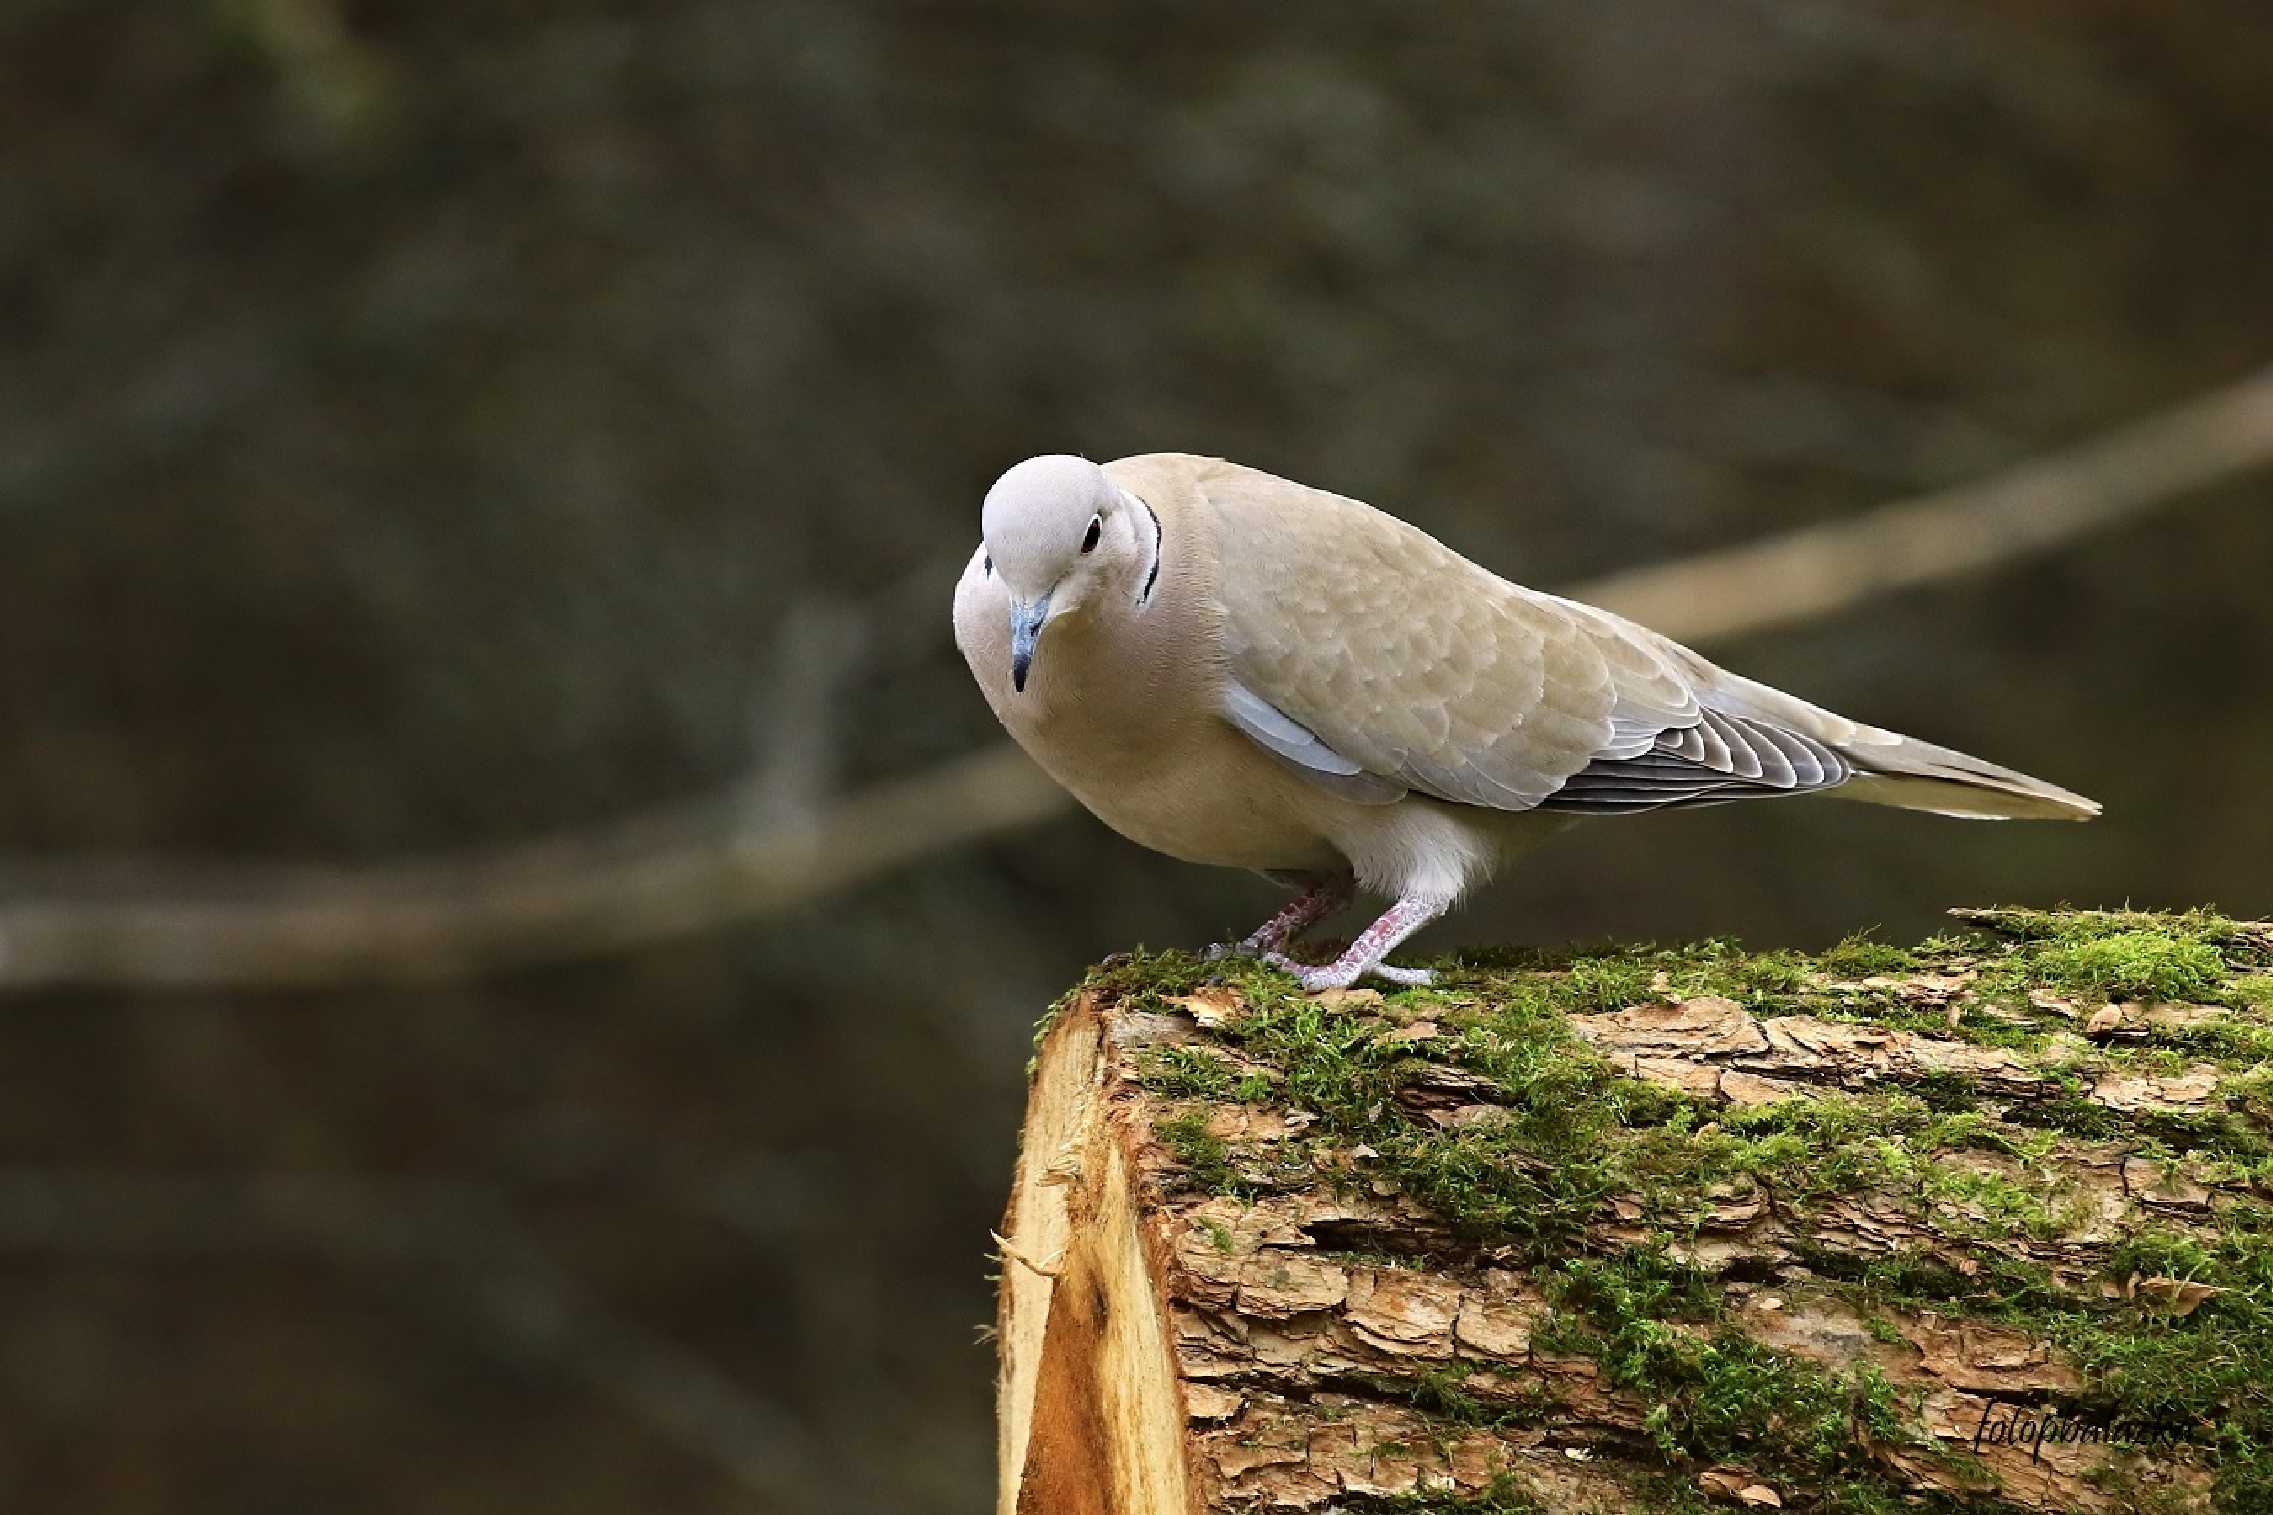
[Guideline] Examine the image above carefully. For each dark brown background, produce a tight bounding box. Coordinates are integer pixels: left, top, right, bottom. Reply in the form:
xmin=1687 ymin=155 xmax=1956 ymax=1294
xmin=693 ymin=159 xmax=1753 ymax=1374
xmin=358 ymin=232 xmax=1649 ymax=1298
xmin=2 ymin=3 xmax=2269 ymax=1510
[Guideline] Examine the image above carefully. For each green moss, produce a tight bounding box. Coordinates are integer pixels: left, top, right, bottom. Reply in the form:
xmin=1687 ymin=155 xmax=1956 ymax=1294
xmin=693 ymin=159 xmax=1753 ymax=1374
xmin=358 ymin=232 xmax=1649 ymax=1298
xmin=1800 ymin=1217 xmax=2273 ymax=1510
xmin=1915 ymin=1161 xmax=2081 ymax=1244
xmin=1372 ymin=1359 xmax=1564 ymax=1430
xmin=2233 ymin=1066 xmax=2273 ymax=1128
xmin=1815 ymin=1489 xmax=2036 ymax=1515
xmin=1316 ymin=1246 xmax=1426 ymax=1270
xmin=1797 ymin=1242 xmax=2065 ymax=1316
xmin=1936 ymin=909 xmax=2273 ymax=1065
xmin=2036 ymin=1226 xmax=2273 ymax=1509
xmin=1555 ymin=954 xmax=1657 ymax=1012
xmin=1537 ymin=1248 xmax=1921 ymax=1481
xmin=1953 ymin=906 xmax=2245 ymax=949
xmin=1137 ymin=1044 xmax=1240 ymax=1099
xmin=1911 ymin=1069 xmax=1993 ymax=1112
xmin=1819 ymin=930 xmax=1926 ymax=979
xmin=1153 ymin=1107 xmax=1247 ymax=1196
xmin=1077 ymin=946 xmax=1295 ymax=1006
xmin=1364 ymin=1474 xmax=1547 ymax=1513
xmin=2008 ymin=1091 xmax=2273 ymax=1166
xmin=2031 ymin=930 xmax=2228 ymax=1003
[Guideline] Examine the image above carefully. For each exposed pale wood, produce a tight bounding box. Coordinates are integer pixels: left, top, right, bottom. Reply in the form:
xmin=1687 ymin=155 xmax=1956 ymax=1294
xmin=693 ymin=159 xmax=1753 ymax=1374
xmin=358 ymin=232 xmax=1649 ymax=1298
xmin=998 ymin=994 xmax=1192 ymax=1515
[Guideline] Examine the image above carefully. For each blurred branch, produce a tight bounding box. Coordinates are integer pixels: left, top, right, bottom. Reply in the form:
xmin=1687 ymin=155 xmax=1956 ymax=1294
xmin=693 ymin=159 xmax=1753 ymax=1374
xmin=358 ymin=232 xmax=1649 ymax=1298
xmin=745 ymin=592 xmax=872 ymax=830
xmin=0 ymin=741 xmax=1055 ymax=990
xmin=0 ymin=1167 xmax=817 ymax=1505
xmin=1578 ymin=365 xmax=2273 ymax=642
xmin=2 ymin=366 xmax=2270 ymax=991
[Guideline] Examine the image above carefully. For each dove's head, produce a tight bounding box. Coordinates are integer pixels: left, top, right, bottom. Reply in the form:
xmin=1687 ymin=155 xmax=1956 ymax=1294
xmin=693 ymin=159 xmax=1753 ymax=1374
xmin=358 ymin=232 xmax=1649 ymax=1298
xmin=980 ymin=454 xmax=1156 ymax=692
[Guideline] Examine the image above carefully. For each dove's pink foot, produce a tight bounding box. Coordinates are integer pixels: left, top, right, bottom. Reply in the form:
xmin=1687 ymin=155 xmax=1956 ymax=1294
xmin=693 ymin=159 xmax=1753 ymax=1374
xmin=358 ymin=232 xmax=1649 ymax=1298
xmin=1264 ymin=895 xmax=1447 ymax=991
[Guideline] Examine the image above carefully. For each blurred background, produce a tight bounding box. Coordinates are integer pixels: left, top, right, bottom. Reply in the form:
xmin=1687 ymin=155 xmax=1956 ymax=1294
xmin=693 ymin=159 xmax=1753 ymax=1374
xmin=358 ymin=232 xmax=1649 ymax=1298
xmin=4 ymin=2 xmax=2271 ymax=1510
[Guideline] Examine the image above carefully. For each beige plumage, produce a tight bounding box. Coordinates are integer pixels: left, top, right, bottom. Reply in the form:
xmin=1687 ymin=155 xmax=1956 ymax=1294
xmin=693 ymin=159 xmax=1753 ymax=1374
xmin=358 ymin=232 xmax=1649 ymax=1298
xmin=953 ymin=453 xmax=2098 ymax=990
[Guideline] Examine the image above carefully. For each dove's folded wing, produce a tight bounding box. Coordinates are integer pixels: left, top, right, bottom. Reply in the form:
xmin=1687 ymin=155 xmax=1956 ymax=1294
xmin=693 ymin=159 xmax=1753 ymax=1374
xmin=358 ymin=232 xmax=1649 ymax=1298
xmin=1197 ymin=458 xmax=1857 ymax=815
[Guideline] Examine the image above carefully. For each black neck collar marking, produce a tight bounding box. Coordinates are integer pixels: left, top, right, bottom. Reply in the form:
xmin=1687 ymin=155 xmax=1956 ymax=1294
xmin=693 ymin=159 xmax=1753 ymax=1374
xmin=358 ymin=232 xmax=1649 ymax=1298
xmin=1139 ymin=500 xmax=1163 ymax=606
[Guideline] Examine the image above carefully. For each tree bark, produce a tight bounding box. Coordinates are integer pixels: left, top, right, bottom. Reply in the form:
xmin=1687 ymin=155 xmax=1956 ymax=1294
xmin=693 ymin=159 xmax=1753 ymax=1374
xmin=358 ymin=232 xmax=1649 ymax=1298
xmin=995 ymin=909 xmax=2272 ymax=1514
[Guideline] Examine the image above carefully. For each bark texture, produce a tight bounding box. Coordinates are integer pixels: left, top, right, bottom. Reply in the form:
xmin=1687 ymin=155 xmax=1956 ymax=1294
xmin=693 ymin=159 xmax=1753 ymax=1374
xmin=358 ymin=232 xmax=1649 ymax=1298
xmin=996 ymin=909 xmax=2273 ymax=1515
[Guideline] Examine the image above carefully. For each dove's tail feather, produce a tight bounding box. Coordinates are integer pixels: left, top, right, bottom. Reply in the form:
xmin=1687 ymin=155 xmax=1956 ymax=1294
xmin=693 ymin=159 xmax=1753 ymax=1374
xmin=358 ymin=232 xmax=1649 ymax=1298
xmin=1831 ymin=734 xmax=2101 ymax=821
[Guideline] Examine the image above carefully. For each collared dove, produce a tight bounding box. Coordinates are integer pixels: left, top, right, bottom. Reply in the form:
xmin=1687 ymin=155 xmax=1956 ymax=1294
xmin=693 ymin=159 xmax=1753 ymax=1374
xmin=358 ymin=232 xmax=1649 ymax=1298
xmin=952 ymin=453 xmax=2099 ymax=991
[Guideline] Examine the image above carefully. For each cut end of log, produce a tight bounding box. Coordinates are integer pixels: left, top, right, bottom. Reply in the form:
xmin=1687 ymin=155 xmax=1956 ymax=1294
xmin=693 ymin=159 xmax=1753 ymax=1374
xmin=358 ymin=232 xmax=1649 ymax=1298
xmin=998 ymin=996 xmax=1193 ymax=1515
xmin=997 ymin=909 xmax=2273 ymax=1514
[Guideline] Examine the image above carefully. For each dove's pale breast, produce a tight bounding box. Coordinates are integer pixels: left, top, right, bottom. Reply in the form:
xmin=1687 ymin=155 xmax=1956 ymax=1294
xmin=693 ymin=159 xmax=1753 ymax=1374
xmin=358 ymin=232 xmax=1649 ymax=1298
xmin=951 ymin=477 xmax=1346 ymax=875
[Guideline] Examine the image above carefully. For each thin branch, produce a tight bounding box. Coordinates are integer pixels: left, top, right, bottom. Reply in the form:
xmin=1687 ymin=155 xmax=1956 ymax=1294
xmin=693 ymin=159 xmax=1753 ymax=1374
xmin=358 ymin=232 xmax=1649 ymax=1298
xmin=744 ymin=593 xmax=864 ymax=828
xmin=0 ymin=741 xmax=1057 ymax=990
xmin=2 ymin=366 xmax=2269 ymax=992
xmin=1578 ymin=367 xmax=2273 ymax=642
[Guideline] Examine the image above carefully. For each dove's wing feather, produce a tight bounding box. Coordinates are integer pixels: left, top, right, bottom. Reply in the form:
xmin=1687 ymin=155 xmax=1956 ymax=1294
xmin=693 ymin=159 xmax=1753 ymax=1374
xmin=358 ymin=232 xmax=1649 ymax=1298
xmin=1200 ymin=460 xmax=1693 ymax=809
xmin=1220 ymin=676 xmax=1409 ymax=804
xmin=1197 ymin=459 xmax=1868 ymax=815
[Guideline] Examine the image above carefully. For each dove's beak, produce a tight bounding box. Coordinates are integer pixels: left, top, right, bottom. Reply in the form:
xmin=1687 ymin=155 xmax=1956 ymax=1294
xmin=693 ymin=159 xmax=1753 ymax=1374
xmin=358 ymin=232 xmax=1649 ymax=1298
xmin=1009 ymin=595 xmax=1051 ymax=693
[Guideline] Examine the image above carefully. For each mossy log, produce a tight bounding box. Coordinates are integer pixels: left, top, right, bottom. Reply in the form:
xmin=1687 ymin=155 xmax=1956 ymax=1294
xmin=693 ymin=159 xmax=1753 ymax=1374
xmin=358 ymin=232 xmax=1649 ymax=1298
xmin=995 ymin=908 xmax=2273 ymax=1515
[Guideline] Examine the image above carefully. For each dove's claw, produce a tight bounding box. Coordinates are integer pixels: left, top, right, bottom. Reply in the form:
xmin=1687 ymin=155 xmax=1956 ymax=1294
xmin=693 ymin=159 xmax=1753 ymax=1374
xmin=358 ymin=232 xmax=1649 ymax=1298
xmin=1260 ymin=951 xmax=1350 ymax=993
xmin=1258 ymin=897 xmax=1448 ymax=995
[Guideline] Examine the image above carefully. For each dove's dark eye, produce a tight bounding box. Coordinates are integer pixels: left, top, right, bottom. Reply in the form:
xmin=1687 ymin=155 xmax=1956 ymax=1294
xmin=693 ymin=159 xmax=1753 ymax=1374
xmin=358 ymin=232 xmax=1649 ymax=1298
xmin=1081 ymin=515 xmax=1102 ymax=554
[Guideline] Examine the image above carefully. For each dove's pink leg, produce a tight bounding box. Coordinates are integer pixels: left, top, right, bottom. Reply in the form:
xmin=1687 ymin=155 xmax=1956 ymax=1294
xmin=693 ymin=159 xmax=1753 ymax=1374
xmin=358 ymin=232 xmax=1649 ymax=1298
xmin=1266 ymin=896 xmax=1447 ymax=992
xmin=1209 ymin=873 xmax=1355 ymax=960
